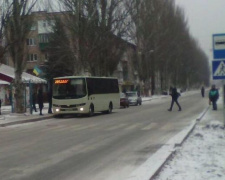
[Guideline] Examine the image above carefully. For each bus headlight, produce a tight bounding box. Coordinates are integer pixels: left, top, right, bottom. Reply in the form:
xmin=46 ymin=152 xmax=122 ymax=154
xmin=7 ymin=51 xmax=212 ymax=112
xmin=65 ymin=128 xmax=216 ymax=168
xmin=79 ymin=107 xmax=84 ymax=111
xmin=56 ymin=108 xmax=60 ymax=112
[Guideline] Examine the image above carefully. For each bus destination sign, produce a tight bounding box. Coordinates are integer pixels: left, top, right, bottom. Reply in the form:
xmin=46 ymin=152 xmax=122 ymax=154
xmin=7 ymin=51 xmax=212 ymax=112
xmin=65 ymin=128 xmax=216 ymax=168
xmin=55 ymin=79 xmax=69 ymax=84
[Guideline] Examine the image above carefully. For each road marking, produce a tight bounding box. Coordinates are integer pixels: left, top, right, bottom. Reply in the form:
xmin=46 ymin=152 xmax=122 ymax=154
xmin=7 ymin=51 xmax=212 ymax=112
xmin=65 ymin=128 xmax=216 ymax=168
xmin=106 ymin=124 xmax=127 ymax=130
xmin=74 ymin=124 xmax=98 ymax=131
xmin=141 ymin=123 xmax=158 ymax=130
xmin=125 ymin=123 xmax=142 ymax=130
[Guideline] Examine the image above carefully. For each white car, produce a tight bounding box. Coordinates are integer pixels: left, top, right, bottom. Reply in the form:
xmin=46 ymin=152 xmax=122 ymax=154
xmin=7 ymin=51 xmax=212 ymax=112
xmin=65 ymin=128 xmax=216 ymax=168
xmin=126 ymin=91 xmax=142 ymax=106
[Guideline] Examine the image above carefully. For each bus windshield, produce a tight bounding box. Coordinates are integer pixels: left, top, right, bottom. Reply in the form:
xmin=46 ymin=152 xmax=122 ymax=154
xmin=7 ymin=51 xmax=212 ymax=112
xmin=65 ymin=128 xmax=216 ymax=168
xmin=53 ymin=78 xmax=87 ymax=99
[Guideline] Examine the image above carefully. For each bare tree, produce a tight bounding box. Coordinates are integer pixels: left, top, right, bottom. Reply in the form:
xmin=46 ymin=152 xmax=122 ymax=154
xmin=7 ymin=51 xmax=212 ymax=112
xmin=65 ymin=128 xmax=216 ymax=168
xmin=5 ymin=0 xmax=37 ymax=113
xmin=56 ymin=0 xmax=132 ymax=76
xmin=127 ymin=0 xmax=210 ymax=94
xmin=0 ymin=0 xmax=12 ymax=63
xmin=127 ymin=0 xmax=165 ymax=95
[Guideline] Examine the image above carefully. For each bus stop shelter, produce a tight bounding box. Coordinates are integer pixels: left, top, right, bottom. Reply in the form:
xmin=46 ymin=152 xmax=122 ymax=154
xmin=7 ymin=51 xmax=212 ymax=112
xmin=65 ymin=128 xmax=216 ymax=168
xmin=0 ymin=64 xmax=47 ymax=113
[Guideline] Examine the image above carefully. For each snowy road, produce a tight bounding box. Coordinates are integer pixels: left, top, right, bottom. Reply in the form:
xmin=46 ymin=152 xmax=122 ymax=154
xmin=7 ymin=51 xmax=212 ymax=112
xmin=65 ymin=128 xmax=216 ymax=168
xmin=0 ymin=91 xmax=208 ymax=180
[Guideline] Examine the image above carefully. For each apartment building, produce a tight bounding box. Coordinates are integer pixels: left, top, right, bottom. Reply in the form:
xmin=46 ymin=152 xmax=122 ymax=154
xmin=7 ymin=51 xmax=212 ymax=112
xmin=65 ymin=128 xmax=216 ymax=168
xmin=5 ymin=11 xmax=141 ymax=93
xmin=25 ymin=11 xmax=60 ymax=74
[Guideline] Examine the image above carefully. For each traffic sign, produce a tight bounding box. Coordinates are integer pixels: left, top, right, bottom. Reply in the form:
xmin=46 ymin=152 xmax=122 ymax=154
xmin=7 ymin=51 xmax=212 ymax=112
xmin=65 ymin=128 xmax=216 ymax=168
xmin=212 ymin=60 xmax=225 ymax=79
xmin=213 ymin=34 xmax=225 ymax=59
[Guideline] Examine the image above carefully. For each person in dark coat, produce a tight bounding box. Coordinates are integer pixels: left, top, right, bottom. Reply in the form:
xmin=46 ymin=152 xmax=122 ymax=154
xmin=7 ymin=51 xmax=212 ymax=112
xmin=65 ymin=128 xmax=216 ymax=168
xmin=209 ymin=84 xmax=219 ymax=110
xmin=201 ymin=86 xmax=205 ymax=97
xmin=168 ymin=86 xmax=182 ymax=111
xmin=37 ymin=88 xmax=44 ymax=115
xmin=32 ymin=91 xmax=37 ymax=112
xmin=0 ymin=99 xmax=2 ymax=115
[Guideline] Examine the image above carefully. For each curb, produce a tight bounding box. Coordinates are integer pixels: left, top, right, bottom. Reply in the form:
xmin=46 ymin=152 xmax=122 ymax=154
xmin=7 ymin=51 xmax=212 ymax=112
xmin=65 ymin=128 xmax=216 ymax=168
xmin=127 ymin=106 xmax=210 ymax=180
xmin=149 ymin=107 xmax=210 ymax=180
xmin=175 ymin=106 xmax=209 ymax=147
xmin=0 ymin=115 xmax=53 ymax=127
xmin=196 ymin=106 xmax=210 ymax=121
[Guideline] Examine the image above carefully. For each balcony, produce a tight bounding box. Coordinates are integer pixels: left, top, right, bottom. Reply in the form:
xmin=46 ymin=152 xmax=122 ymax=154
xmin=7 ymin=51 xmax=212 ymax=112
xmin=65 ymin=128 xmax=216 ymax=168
xmin=39 ymin=43 xmax=49 ymax=51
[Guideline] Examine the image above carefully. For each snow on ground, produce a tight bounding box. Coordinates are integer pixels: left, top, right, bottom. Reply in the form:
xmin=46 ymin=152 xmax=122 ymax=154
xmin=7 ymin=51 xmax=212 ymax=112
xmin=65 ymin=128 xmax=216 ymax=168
xmin=153 ymin=100 xmax=225 ymax=180
xmin=3 ymin=90 xmax=225 ymax=180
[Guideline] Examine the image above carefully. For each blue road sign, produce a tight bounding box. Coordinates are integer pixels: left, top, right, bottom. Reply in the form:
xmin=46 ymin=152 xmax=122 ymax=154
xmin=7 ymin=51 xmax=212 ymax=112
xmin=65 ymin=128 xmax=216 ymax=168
xmin=213 ymin=34 xmax=225 ymax=59
xmin=212 ymin=60 xmax=225 ymax=79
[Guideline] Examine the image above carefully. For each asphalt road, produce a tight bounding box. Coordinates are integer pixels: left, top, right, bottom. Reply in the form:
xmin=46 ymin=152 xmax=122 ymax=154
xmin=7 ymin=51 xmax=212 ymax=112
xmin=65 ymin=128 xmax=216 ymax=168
xmin=0 ymin=91 xmax=208 ymax=180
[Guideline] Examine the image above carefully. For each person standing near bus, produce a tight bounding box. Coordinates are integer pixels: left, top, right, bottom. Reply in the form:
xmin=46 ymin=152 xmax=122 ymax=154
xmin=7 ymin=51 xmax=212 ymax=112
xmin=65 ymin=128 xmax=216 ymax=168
xmin=0 ymin=98 xmax=2 ymax=115
xmin=32 ymin=91 xmax=37 ymax=112
xmin=37 ymin=87 xmax=44 ymax=115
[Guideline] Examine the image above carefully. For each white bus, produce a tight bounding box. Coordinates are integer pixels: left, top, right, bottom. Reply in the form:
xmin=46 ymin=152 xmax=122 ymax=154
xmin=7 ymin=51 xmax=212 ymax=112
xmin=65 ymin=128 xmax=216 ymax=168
xmin=52 ymin=76 xmax=120 ymax=116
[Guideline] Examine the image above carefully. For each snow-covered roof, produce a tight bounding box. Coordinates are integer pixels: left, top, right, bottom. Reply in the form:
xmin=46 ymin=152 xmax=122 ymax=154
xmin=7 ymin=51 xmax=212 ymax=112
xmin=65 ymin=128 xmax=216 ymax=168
xmin=0 ymin=64 xmax=46 ymax=84
xmin=0 ymin=80 xmax=10 ymax=85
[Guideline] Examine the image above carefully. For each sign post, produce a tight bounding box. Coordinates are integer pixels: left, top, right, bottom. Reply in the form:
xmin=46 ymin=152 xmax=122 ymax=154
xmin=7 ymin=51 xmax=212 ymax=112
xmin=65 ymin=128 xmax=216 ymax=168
xmin=213 ymin=34 xmax=225 ymax=127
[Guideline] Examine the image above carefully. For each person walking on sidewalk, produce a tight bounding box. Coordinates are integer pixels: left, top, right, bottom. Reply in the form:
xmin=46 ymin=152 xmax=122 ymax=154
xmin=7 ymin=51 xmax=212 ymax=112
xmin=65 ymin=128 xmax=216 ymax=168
xmin=168 ymin=86 xmax=182 ymax=111
xmin=0 ymin=98 xmax=1 ymax=115
xmin=201 ymin=86 xmax=205 ymax=97
xmin=209 ymin=84 xmax=219 ymax=110
xmin=37 ymin=87 xmax=44 ymax=115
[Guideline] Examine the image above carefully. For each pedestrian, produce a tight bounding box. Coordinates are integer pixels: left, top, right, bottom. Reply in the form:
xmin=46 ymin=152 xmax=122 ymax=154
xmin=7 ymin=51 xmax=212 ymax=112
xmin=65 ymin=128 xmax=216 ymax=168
xmin=201 ymin=86 xmax=205 ymax=97
xmin=168 ymin=86 xmax=182 ymax=111
xmin=48 ymin=90 xmax=52 ymax=114
xmin=209 ymin=84 xmax=219 ymax=110
xmin=0 ymin=98 xmax=2 ymax=115
xmin=32 ymin=91 xmax=37 ymax=112
xmin=37 ymin=87 xmax=44 ymax=115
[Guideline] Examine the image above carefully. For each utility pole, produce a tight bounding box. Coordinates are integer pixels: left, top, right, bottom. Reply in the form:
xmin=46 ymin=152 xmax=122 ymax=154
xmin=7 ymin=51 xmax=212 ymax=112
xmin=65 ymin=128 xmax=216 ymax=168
xmin=149 ymin=50 xmax=155 ymax=95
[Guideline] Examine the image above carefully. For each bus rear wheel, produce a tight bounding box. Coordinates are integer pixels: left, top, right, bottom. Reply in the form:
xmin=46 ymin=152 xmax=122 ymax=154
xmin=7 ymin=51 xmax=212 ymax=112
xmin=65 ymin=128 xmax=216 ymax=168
xmin=107 ymin=103 xmax=113 ymax=114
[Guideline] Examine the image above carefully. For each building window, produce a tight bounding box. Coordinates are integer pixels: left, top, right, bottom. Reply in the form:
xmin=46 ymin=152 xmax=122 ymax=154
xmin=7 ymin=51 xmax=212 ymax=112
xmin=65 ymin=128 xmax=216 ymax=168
xmin=30 ymin=24 xmax=36 ymax=31
xmin=26 ymin=38 xmax=36 ymax=46
xmin=27 ymin=54 xmax=38 ymax=61
xmin=43 ymin=20 xmax=47 ymax=27
xmin=44 ymin=53 xmax=49 ymax=61
xmin=39 ymin=34 xmax=49 ymax=43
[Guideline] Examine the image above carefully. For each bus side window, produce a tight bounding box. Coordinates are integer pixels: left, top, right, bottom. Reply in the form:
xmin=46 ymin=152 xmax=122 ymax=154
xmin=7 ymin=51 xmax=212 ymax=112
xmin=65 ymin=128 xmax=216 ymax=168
xmin=87 ymin=79 xmax=93 ymax=95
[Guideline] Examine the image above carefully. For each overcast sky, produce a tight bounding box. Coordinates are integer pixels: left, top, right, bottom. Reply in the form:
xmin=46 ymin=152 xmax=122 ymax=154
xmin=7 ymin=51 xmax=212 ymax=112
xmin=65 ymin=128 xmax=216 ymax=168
xmin=175 ymin=0 xmax=225 ymax=61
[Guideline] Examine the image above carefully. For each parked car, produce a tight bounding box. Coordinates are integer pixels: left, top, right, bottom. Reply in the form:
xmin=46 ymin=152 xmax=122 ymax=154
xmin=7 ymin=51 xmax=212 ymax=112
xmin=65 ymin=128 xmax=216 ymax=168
xmin=126 ymin=91 xmax=142 ymax=106
xmin=120 ymin=93 xmax=129 ymax=108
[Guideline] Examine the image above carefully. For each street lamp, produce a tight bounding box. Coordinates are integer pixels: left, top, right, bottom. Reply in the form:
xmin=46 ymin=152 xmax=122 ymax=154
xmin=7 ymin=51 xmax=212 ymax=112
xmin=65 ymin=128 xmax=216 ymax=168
xmin=147 ymin=50 xmax=155 ymax=96
xmin=137 ymin=49 xmax=155 ymax=96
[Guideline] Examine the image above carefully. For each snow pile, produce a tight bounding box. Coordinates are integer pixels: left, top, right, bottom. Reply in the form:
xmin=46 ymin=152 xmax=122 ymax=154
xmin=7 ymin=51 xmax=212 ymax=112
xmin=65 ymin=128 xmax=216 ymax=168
xmin=153 ymin=120 xmax=225 ymax=180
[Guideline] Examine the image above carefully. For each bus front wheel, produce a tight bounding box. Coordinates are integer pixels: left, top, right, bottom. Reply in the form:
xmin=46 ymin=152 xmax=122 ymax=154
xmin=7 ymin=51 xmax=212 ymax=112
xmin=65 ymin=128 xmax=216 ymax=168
xmin=88 ymin=105 xmax=94 ymax=117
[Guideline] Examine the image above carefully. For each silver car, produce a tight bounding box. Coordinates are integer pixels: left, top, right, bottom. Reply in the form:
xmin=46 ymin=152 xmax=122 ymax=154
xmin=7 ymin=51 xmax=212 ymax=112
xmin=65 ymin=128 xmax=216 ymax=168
xmin=126 ymin=91 xmax=142 ymax=106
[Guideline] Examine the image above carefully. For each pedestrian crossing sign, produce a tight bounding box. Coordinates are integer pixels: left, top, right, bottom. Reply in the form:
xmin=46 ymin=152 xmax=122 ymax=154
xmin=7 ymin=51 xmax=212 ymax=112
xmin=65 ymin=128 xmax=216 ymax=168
xmin=212 ymin=60 xmax=225 ymax=79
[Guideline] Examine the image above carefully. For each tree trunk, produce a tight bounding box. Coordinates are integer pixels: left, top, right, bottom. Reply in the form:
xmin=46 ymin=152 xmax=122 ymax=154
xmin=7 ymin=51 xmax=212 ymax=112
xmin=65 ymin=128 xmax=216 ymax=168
xmin=14 ymin=71 xmax=25 ymax=113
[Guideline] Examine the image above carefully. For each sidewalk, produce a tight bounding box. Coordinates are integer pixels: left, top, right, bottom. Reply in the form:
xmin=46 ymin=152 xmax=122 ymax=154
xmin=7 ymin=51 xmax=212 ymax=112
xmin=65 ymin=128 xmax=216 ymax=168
xmin=151 ymin=98 xmax=225 ymax=180
xmin=0 ymin=103 xmax=53 ymax=127
xmin=150 ymin=97 xmax=225 ymax=180
xmin=127 ymin=97 xmax=223 ymax=180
